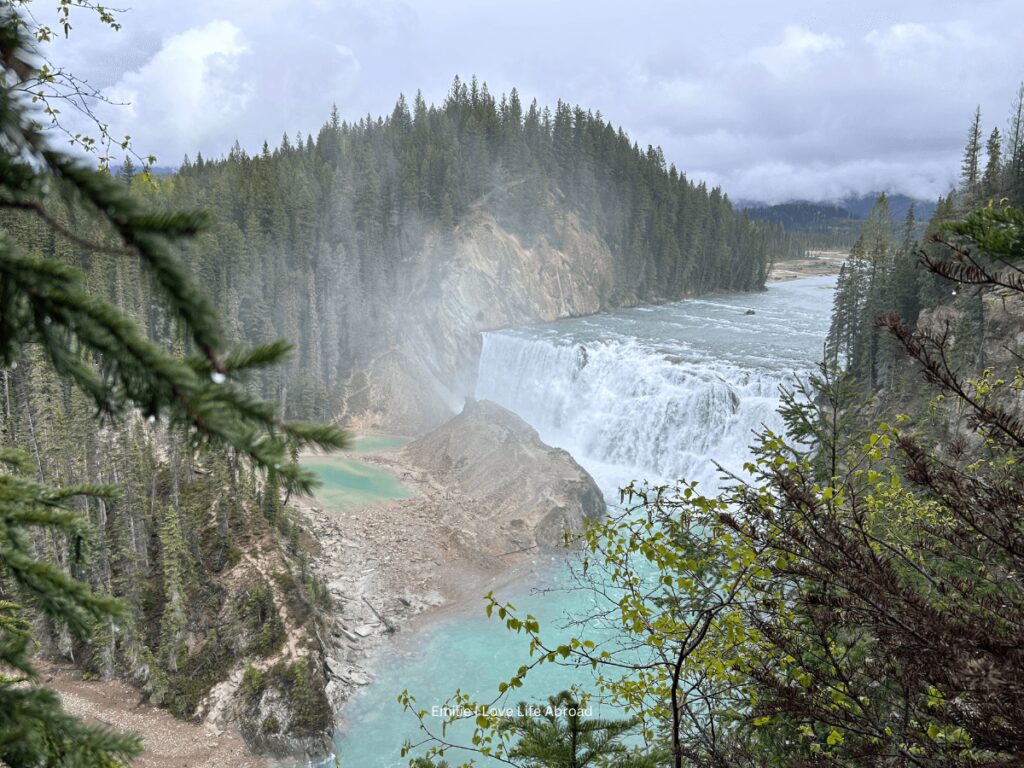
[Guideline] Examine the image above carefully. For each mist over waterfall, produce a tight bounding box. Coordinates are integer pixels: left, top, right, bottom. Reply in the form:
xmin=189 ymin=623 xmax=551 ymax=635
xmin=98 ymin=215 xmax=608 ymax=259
xmin=476 ymin=275 xmax=837 ymax=490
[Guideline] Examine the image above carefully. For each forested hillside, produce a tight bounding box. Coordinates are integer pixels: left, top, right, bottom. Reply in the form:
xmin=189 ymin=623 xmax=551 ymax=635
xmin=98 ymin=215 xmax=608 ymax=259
xmin=137 ymin=77 xmax=804 ymax=429
xmin=839 ymin=192 xmax=937 ymax=223
xmin=744 ymin=201 xmax=862 ymax=250
xmin=1 ymin=356 xmax=335 ymax=755
xmin=743 ymin=194 xmax=938 ymax=253
xmin=0 ymin=8 xmax=350 ymax=759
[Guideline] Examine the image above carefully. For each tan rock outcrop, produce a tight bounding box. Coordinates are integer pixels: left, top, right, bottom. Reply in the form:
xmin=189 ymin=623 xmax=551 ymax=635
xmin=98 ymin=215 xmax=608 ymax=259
xmin=403 ymin=399 xmax=605 ymax=549
xmin=339 ymin=208 xmax=623 ymax=433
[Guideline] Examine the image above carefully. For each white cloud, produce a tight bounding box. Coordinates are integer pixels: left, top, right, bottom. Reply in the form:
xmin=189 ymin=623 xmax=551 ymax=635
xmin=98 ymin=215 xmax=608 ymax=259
xmin=335 ymin=44 xmax=361 ymax=71
xmin=863 ymin=21 xmax=990 ymax=76
xmin=864 ymin=22 xmax=942 ymax=54
xmin=694 ymin=156 xmax=960 ymax=205
xmin=104 ymin=20 xmax=252 ymax=160
xmin=751 ymin=25 xmax=844 ymax=78
xmin=865 ymin=20 xmax=986 ymax=55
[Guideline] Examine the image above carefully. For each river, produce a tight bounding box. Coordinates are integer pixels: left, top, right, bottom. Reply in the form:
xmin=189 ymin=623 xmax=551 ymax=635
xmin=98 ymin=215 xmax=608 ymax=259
xmin=328 ymin=274 xmax=836 ymax=766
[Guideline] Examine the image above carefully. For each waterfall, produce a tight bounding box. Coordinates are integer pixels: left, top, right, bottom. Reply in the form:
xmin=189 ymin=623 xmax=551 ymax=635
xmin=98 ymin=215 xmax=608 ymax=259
xmin=474 ymin=278 xmax=835 ymax=490
xmin=476 ymin=333 xmax=797 ymax=489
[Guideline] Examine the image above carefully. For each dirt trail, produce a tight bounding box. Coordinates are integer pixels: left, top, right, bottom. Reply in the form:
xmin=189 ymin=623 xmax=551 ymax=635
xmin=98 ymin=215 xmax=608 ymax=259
xmin=39 ymin=661 xmax=269 ymax=768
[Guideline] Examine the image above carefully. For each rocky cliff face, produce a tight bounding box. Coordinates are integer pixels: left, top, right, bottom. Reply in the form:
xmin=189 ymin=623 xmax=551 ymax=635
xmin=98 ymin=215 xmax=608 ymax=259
xmin=189 ymin=529 xmax=335 ymax=759
xmin=339 ymin=207 xmax=622 ymax=434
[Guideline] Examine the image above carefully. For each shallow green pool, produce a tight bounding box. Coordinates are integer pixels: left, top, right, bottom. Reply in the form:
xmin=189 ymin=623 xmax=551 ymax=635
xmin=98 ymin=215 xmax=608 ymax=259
xmin=302 ymin=455 xmax=410 ymax=511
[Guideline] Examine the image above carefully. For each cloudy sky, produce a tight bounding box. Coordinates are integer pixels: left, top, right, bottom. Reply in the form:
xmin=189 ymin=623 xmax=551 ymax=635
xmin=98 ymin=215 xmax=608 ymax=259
xmin=46 ymin=0 xmax=1024 ymax=203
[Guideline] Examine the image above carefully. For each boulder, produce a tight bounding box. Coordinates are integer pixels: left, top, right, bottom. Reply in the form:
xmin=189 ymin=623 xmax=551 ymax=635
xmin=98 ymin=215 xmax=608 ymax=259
xmin=404 ymin=399 xmax=604 ymax=548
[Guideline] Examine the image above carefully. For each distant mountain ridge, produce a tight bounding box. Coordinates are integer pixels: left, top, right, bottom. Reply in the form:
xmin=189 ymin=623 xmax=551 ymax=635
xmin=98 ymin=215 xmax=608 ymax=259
xmin=738 ymin=193 xmax=938 ymax=222
xmin=738 ymin=193 xmax=938 ymax=250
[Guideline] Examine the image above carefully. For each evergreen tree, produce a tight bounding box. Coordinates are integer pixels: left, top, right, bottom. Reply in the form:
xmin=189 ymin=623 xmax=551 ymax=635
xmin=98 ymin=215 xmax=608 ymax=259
xmin=826 ymin=237 xmax=867 ymax=370
xmin=501 ymin=691 xmax=639 ymax=768
xmin=855 ymin=194 xmax=893 ymax=387
xmin=0 ymin=449 xmax=143 ymax=766
xmin=983 ymin=126 xmax=1003 ymax=199
xmin=0 ymin=10 xmax=346 ymax=764
xmin=890 ymin=203 xmax=920 ymax=325
xmin=960 ymin=106 xmax=983 ymax=205
xmin=157 ymin=501 xmax=187 ymax=673
xmin=1006 ymin=83 xmax=1024 ymax=204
